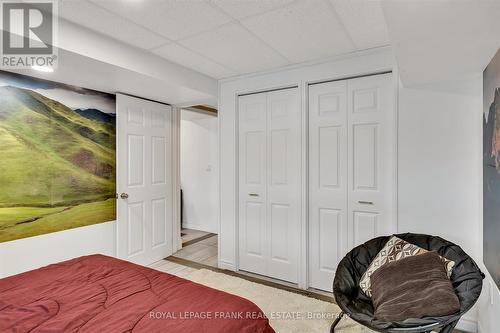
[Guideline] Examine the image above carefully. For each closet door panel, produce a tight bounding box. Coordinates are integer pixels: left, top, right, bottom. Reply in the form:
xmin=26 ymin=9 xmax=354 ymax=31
xmin=267 ymin=88 xmax=300 ymax=283
xmin=238 ymin=93 xmax=267 ymax=276
xmin=308 ymin=81 xmax=348 ymax=291
xmin=347 ymin=73 xmax=394 ymax=248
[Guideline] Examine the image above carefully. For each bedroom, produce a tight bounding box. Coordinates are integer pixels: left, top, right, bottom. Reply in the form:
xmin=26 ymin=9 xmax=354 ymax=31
xmin=0 ymin=1 xmax=498 ymax=332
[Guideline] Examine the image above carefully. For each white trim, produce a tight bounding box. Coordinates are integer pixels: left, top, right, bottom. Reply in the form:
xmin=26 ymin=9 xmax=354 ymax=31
xmin=219 ymin=46 xmax=392 ymax=84
xmin=234 ymin=91 xmax=240 ymax=272
xmin=172 ymin=107 xmax=182 ymax=252
xmin=392 ymin=68 xmax=400 ymax=234
xmin=299 ymin=80 xmax=308 ymax=289
xmin=217 ymin=80 xmax=223 ymax=268
xmin=219 ymin=260 xmax=236 ymax=271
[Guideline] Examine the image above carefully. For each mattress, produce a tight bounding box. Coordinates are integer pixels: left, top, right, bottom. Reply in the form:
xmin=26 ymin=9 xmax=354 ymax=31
xmin=0 ymin=254 xmax=275 ymax=333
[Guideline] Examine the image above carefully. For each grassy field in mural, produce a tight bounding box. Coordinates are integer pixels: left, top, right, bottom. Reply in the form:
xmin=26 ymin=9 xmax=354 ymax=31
xmin=0 ymin=76 xmax=116 ymax=243
xmin=0 ymin=200 xmax=116 ymax=242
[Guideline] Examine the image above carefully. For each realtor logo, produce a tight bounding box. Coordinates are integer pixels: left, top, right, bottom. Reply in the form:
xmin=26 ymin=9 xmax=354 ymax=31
xmin=0 ymin=0 xmax=58 ymax=69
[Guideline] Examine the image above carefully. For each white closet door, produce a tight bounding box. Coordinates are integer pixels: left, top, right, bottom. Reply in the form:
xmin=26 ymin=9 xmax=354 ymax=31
xmin=238 ymin=93 xmax=268 ymax=276
xmin=348 ymin=73 xmax=395 ymax=247
xmin=117 ymin=94 xmax=173 ymax=266
xmin=238 ymin=88 xmax=300 ymax=283
xmin=266 ymin=89 xmax=300 ymax=283
xmin=308 ymin=73 xmax=394 ymax=291
xmin=308 ymin=81 xmax=348 ymax=291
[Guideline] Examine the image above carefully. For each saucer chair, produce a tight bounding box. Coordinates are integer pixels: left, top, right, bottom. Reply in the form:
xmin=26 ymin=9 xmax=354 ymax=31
xmin=331 ymin=233 xmax=484 ymax=333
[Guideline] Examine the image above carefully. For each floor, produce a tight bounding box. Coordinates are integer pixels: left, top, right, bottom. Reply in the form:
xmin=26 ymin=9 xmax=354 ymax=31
xmin=148 ymin=259 xmax=466 ymax=333
xmin=166 ymin=230 xmax=466 ymax=333
xmin=174 ymin=228 xmax=218 ymax=267
xmin=149 ymin=256 xmax=199 ymax=279
xmin=180 ymin=228 xmax=213 ymax=245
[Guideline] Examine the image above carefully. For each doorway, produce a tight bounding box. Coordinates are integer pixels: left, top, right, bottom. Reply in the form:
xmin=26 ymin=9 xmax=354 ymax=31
xmin=171 ymin=106 xmax=218 ymax=268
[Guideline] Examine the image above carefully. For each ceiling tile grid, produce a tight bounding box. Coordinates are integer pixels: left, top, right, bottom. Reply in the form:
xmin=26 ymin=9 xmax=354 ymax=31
xmin=59 ymin=0 xmax=170 ymax=50
xmin=152 ymin=43 xmax=237 ymax=79
xmin=59 ymin=0 xmax=391 ymax=79
xmin=90 ymin=0 xmax=233 ymax=41
xmin=212 ymin=0 xmax=295 ymax=20
xmin=329 ymin=0 xmax=390 ymax=50
xmin=179 ymin=22 xmax=290 ymax=74
xmin=240 ymin=0 xmax=356 ymax=63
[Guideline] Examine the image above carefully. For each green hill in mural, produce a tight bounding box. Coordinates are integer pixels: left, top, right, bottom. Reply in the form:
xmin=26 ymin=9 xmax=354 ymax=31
xmin=0 ymin=85 xmax=116 ymax=242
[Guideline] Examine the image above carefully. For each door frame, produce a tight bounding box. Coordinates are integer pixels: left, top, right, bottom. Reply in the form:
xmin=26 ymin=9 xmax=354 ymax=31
xmin=172 ymin=106 xmax=182 ymax=253
xmin=116 ymin=93 xmax=181 ymax=262
xmin=231 ymin=70 xmax=399 ymax=290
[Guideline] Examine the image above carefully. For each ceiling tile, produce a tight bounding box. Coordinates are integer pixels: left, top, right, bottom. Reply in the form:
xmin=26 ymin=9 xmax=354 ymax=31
xmin=212 ymin=0 xmax=294 ymax=20
xmin=330 ymin=0 xmax=389 ymax=49
xmin=241 ymin=0 xmax=355 ymax=63
xmin=91 ymin=0 xmax=233 ymax=41
xmin=179 ymin=23 xmax=289 ymax=74
xmin=152 ymin=43 xmax=237 ymax=79
xmin=59 ymin=0 xmax=169 ymax=49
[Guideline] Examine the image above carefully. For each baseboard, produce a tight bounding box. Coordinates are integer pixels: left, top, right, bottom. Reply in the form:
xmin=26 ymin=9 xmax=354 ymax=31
xmin=456 ymin=317 xmax=478 ymax=333
xmin=218 ymin=260 xmax=236 ymax=271
xmin=182 ymin=222 xmax=217 ymax=234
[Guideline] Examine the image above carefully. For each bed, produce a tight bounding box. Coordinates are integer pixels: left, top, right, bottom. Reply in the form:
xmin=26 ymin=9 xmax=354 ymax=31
xmin=0 ymin=254 xmax=275 ymax=333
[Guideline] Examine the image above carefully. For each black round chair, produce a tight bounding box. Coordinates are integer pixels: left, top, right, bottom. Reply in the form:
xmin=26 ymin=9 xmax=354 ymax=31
xmin=331 ymin=233 xmax=484 ymax=333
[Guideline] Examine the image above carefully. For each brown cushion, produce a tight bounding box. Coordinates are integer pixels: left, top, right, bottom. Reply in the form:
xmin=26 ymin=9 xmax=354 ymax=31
xmin=359 ymin=236 xmax=455 ymax=297
xmin=370 ymin=251 xmax=460 ymax=322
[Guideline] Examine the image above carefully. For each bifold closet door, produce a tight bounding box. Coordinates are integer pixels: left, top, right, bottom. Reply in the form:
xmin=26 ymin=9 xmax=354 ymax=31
xmin=308 ymin=80 xmax=348 ymax=291
xmin=347 ymin=74 xmax=394 ymax=248
xmin=308 ymin=73 xmax=394 ymax=291
xmin=238 ymin=88 xmax=300 ymax=283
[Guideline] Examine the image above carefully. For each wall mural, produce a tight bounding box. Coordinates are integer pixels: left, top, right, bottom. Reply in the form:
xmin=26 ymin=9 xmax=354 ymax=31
xmin=0 ymin=71 xmax=116 ymax=243
xmin=483 ymin=48 xmax=500 ymax=289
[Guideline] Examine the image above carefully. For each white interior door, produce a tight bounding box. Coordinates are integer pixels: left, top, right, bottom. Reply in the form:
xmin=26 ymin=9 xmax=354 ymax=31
xmin=266 ymin=89 xmax=300 ymax=283
xmin=348 ymin=73 xmax=395 ymax=247
xmin=238 ymin=88 xmax=300 ymax=283
xmin=308 ymin=73 xmax=394 ymax=291
xmin=238 ymin=93 xmax=268 ymax=276
xmin=117 ymin=94 xmax=173 ymax=265
xmin=308 ymin=80 xmax=348 ymax=291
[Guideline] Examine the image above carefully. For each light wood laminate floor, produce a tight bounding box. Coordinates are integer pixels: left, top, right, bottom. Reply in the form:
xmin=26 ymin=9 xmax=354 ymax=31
xmin=173 ymin=234 xmax=218 ymax=267
xmin=181 ymin=228 xmax=212 ymax=244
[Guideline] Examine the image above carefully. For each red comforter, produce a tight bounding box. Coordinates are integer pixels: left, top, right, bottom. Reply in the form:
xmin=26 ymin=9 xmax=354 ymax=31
xmin=0 ymin=254 xmax=275 ymax=333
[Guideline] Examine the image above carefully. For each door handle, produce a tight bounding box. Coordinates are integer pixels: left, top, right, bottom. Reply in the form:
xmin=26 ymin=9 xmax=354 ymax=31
xmin=120 ymin=193 xmax=129 ymax=199
xmin=248 ymin=193 xmax=259 ymax=197
xmin=358 ymin=200 xmax=373 ymax=205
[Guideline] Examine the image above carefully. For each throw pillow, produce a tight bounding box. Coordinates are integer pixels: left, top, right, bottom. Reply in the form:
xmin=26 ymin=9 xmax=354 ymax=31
xmin=359 ymin=236 xmax=455 ymax=297
xmin=371 ymin=251 xmax=460 ymax=321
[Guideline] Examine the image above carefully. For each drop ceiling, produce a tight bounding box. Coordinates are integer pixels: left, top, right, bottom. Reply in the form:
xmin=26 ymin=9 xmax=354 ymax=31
xmin=59 ymin=0 xmax=390 ymax=79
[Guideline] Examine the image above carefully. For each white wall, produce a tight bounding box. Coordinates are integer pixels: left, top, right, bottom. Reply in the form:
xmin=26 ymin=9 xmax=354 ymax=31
xmin=0 ymin=221 xmax=116 ymax=278
xmin=397 ymin=79 xmax=481 ymax=259
xmin=397 ymin=78 xmax=483 ymax=331
xmin=181 ymin=110 xmax=218 ymax=233
xmin=397 ymin=76 xmax=500 ymax=333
